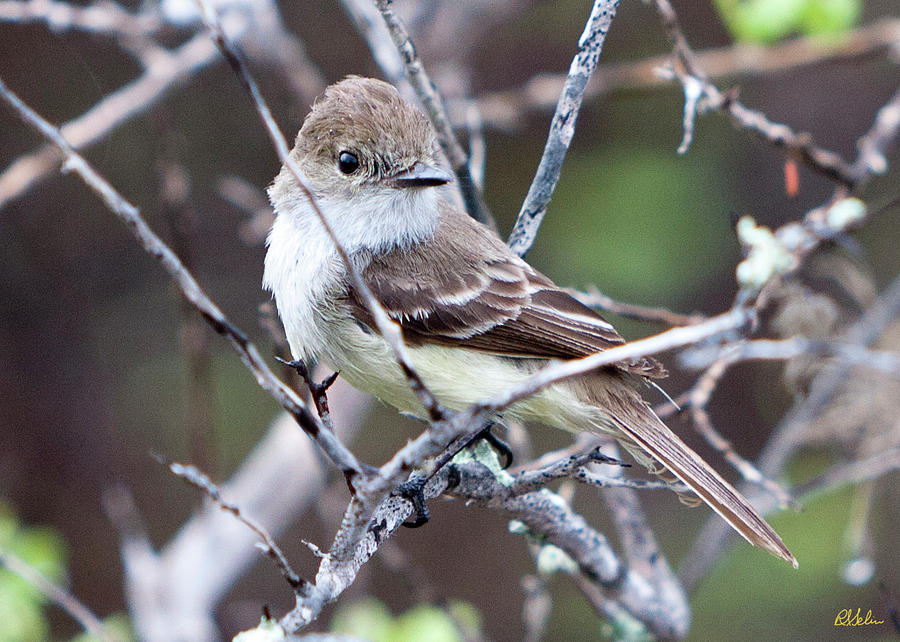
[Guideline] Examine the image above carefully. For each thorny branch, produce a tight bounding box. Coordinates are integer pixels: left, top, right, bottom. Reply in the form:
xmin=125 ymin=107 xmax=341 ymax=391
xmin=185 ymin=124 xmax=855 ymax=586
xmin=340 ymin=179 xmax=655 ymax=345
xmin=164 ymin=460 xmax=306 ymax=594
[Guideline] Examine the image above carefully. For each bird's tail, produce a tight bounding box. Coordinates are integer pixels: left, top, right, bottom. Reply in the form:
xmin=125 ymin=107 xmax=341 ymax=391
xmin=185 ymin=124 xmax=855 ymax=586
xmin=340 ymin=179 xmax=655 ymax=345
xmin=581 ymin=374 xmax=797 ymax=567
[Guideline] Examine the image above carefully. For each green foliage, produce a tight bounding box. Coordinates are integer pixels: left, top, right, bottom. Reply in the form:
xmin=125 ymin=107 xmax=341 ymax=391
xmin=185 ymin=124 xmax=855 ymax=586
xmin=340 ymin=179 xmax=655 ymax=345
xmin=534 ymin=147 xmax=732 ymax=302
xmin=69 ymin=614 xmax=135 ymax=642
xmin=714 ymin=0 xmax=861 ymax=43
xmin=330 ymin=598 xmax=482 ymax=642
xmin=0 ymin=503 xmax=66 ymax=642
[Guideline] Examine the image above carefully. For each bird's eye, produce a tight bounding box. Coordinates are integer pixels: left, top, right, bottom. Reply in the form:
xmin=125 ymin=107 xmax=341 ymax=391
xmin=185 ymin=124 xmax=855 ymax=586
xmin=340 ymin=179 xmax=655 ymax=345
xmin=338 ymin=151 xmax=359 ymax=174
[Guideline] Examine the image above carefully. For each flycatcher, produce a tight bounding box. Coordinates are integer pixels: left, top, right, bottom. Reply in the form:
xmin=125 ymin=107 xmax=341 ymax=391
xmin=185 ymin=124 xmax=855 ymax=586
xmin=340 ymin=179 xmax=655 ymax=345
xmin=264 ymin=76 xmax=796 ymax=566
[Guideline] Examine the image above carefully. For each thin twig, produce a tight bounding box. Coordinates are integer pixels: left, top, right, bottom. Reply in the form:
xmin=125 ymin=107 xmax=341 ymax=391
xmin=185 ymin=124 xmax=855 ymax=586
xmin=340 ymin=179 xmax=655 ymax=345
xmin=465 ymin=100 xmax=486 ymax=191
xmin=521 ymin=574 xmax=551 ymax=642
xmin=568 ymin=286 xmax=706 ymax=326
xmin=507 ymin=447 xmax=628 ymax=495
xmin=338 ymin=0 xmax=408 ymax=93
xmin=469 ymin=18 xmax=900 ymax=131
xmin=793 ymin=448 xmax=900 ymax=498
xmin=677 ymin=347 xmax=795 ymax=508
xmin=576 ymin=469 xmax=686 ymax=493
xmin=0 ymin=76 xmax=364 ymax=478
xmin=279 ymin=357 xmax=340 ymax=431
xmin=507 ymin=0 xmax=621 ymax=257
xmin=165 ymin=459 xmax=308 ymax=594
xmin=371 ymin=0 xmax=495 ymax=230
xmin=683 ymin=337 xmax=900 ymax=378
xmin=849 ymin=86 xmax=900 ymax=187
xmin=651 ymin=0 xmax=878 ymax=187
xmin=0 ymin=550 xmax=120 ymax=642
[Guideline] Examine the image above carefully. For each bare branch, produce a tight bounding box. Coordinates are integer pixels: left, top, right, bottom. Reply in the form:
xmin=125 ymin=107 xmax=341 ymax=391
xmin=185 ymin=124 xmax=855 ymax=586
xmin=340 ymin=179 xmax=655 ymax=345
xmin=165 ymin=459 xmax=308 ymax=594
xmin=112 ymin=387 xmax=370 ymax=641
xmin=446 ymin=459 xmax=690 ymax=639
xmin=850 ymin=86 xmax=900 ymax=186
xmin=568 ymin=286 xmax=706 ymax=326
xmin=339 ymin=0 xmax=408 ymax=92
xmin=684 ymin=337 xmax=900 ymax=378
xmin=521 ymin=574 xmax=551 ymax=642
xmin=470 ymin=18 xmax=900 ymax=130
xmin=507 ymin=0 xmax=621 ymax=257
xmin=370 ymin=0 xmax=495 ymax=230
xmin=576 ymin=468 xmax=686 ymax=493
xmin=0 ymin=0 xmax=161 ymax=38
xmin=0 ymin=32 xmax=220 ymax=210
xmin=794 ymin=448 xmax=900 ymax=497
xmin=651 ymin=0 xmax=894 ymax=187
xmin=681 ymin=270 xmax=900 ymax=589
xmin=507 ymin=446 xmax=629 ymax=495
xmin=0 ymin=550 xmax=120 ymax=642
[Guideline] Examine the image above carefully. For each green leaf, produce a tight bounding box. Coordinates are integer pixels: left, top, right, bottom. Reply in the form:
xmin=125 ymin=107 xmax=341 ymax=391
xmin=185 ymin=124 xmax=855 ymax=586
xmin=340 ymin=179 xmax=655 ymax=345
xmin=714 ymin=0 xmax=806 ymax=43
xmin=394 ymin=605 xmax=462 ymax=642
xmin=800 ymin=0 xmax=861 ymax=36
xmin=330 ymin=598 xmax=396 ymax=641
xmin=0 ymin=501 xmax=69 ymax=642
xmin=69 ymin=613 xmax=135 ymax=642
xmin=331 ymin=599 xmax=481 ymax=642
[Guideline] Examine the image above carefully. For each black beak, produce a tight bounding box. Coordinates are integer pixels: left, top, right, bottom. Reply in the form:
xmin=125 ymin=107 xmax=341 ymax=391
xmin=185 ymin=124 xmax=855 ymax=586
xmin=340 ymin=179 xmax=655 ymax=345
xmin=390 ymin=162 xmax=453 ymax=188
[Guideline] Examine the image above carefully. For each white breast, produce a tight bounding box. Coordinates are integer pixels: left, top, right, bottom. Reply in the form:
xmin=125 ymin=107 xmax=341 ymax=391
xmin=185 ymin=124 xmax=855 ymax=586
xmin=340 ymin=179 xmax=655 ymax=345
xmin=262 ymin=183 xmax=441 ymax=362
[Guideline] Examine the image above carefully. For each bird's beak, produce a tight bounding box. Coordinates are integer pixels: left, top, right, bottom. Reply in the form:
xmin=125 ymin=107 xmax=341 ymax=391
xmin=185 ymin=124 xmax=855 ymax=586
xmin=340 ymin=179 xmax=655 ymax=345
xmin=390 ymin=162 xmax=453 ymax=188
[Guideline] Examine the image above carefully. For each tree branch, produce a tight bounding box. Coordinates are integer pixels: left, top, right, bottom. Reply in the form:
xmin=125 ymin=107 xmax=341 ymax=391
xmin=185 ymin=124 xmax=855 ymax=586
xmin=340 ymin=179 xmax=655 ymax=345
xmin=507 ymin=0 xmax=621 ymax=257
xmin=0 ymin=32 xmax=220 ymax=210
xmin=469 ymin=18 xmax=900 ymax=130
xmin=651 ymin=0 xmax=896 ymax=188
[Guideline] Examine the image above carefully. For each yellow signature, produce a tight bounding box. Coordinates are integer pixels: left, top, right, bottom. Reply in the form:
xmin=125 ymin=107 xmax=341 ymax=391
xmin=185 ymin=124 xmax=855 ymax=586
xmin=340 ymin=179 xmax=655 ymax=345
xmin=834 ymin=608 xmax=885 ymax=626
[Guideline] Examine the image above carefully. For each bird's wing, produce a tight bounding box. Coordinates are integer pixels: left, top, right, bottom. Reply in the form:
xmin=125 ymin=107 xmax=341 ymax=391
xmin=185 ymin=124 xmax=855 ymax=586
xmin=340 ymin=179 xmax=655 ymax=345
xmin=345 ymin=204 xmax=665 ymax=378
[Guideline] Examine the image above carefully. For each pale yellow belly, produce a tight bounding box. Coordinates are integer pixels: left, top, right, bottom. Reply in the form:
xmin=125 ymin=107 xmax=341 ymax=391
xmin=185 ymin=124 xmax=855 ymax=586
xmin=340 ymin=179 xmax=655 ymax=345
xmin=314 ymin=318 xmax=610 ymax=434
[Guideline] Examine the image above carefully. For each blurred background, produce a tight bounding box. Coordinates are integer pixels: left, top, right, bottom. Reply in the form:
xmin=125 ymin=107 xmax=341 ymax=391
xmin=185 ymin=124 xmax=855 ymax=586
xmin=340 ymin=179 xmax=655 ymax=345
xmin=1 ymin=0 xmax=898 ymax=639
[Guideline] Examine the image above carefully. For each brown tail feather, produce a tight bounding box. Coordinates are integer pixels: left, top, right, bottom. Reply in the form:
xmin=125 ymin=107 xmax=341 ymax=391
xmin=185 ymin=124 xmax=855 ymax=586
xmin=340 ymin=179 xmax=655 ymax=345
xmin=615 ymin=408 xmax=797 ymax=567
xmin=593 ymin=381 xmax=797 ymax=567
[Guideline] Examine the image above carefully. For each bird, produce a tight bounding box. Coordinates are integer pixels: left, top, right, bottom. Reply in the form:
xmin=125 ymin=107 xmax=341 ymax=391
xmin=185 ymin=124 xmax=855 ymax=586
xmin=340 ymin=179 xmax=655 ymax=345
xmin=263 ymin=75 xmax=796 ymax=567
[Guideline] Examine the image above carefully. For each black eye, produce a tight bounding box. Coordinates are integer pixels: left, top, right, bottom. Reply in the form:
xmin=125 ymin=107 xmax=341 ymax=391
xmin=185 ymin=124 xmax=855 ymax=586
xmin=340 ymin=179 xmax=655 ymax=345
xmin=338 ymin=151 xmax=359 ymax=174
